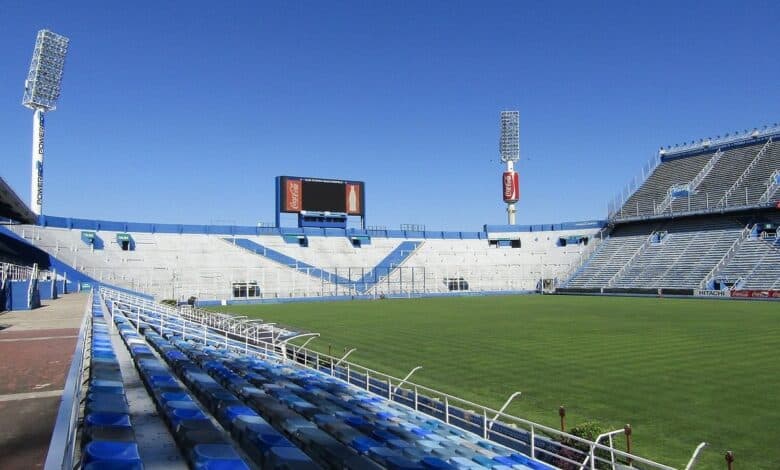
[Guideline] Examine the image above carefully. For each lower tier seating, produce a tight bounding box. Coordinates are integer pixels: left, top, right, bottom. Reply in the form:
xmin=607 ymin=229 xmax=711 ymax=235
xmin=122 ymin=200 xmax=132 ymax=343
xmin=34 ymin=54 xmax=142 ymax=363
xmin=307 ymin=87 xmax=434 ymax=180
xmin=104 ymin=292 xmax=556 ymax=470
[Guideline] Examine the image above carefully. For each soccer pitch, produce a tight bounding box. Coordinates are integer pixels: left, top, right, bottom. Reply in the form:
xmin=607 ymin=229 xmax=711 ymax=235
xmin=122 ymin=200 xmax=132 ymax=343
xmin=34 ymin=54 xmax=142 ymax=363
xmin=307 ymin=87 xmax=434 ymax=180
xmin=211 ymin=295 xmax=780 ymax=469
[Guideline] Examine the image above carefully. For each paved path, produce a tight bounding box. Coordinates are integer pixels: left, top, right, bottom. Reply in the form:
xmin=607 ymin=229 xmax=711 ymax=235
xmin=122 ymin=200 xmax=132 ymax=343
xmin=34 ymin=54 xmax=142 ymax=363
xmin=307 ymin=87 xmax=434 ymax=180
xmin=0 ymin=293 xmax=87 ymax=469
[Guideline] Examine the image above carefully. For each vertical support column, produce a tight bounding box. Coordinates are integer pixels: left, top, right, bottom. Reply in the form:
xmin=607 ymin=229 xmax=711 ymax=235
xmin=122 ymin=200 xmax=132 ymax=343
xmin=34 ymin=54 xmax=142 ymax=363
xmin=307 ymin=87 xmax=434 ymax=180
xmin=31 ymin=109 xmax=45 ymax=216
xmin=505 ymin=160 xmax=517 ymax=225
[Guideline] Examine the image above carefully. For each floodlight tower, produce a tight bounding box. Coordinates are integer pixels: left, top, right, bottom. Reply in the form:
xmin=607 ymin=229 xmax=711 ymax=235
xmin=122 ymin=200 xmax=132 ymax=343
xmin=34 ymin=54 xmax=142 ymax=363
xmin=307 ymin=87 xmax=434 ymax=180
xmin=22 ymin=29 xmax=69 ymax=217
xmin=499 ymin=111 xmax=520 ymax=224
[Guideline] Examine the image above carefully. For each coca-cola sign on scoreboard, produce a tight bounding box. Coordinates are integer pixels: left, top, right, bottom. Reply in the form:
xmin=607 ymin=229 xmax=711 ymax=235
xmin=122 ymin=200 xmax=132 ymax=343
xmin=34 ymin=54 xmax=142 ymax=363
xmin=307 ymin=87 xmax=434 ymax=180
xmin=284 ymin=178 xmax=302 ymax=212
xmin=502 ymin=171 xmax=519 ymax=203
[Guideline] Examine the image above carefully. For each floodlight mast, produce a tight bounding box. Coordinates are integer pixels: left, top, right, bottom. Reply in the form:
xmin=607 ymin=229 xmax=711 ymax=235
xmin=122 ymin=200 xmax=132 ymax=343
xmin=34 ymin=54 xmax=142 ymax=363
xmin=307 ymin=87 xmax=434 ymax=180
xmin=22 ymin=29 xmax=69 ymax=217
xmin=499 ymin=111 xmax=520 ymax=224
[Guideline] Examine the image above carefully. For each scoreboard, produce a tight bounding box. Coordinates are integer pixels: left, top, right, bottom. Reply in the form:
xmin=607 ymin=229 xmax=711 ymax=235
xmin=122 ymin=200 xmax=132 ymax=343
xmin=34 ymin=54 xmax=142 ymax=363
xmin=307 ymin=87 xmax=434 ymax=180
xmin=277 ymin=176 xmax=365 ymax=216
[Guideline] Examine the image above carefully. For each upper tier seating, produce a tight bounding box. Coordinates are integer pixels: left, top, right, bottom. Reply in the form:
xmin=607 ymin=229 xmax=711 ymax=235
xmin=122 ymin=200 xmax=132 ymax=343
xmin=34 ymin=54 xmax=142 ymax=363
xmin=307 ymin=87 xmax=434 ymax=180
xmin=614 ymin=137 xmax=780 ymax=220
xmin=617 ymin=153 xmax=711 ymax=219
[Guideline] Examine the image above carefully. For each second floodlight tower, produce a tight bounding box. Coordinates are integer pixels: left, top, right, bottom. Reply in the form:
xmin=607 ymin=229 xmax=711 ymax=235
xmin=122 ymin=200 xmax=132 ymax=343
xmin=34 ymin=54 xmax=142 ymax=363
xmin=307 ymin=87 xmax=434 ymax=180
xmin=22 ymin=29 xmax=70 ymax=217
xmin=500 ymin=111 xmax=520 ymax=224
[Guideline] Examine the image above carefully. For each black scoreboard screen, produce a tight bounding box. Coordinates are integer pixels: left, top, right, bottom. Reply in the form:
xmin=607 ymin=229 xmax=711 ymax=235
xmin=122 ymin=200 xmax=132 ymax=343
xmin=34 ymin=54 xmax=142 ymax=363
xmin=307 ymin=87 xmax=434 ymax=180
xmin=278 ymin=176 xmax=365 ymax=216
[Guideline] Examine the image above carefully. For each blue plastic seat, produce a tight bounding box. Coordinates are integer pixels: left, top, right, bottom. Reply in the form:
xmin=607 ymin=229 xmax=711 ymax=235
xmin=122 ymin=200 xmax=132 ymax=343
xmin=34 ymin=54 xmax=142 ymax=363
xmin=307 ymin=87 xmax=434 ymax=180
xmin=83 ymin=441 xmax=142 ymax=466
xmin=85 ymin=412 xmax=132 ymax=428
xmin=351 ymin=436 xmax=381 ymax=454
xmin=266 ymin=446 xmax=318 ymax=468
xmin=171 ymin=408 xmax=208 ymax=427
xmin=221 ymin=405 xmax=257 ymax=424
xmin=191 ymin=443 xmax=249 ymax=469
xmin=386 ymin=455 xmax=426 ymax=470
xmin=422 ymin=457 xmax=457 ymax=470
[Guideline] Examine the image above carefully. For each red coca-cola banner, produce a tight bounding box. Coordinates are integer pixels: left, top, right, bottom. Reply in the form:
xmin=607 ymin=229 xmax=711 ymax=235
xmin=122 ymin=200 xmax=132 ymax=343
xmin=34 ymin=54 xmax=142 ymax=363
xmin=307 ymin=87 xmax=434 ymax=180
xmin=730 ymin=290 xmax=780 ymax=298
xmin=502 ymin=171 xmax=519 ymax=203
xmin=284 ymin=178 xmax=302 ymax=212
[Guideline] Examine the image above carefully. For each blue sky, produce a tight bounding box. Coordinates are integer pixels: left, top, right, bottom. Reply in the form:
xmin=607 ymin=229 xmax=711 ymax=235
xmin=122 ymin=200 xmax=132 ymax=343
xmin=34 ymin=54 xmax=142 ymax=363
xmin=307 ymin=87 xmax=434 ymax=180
xmin=1 ymin=1 xmax=779 ymax=230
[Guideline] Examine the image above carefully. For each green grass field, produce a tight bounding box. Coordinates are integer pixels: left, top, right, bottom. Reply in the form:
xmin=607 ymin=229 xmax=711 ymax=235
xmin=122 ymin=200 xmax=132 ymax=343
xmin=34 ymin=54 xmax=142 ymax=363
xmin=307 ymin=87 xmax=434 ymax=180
xmin=211 ymin=295 xmax=780 ymax=469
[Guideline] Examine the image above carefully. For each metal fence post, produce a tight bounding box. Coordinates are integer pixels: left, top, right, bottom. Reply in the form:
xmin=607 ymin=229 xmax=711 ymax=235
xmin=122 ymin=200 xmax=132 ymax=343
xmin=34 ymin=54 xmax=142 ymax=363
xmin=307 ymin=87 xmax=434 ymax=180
xmin=625 ymin=424 xmax=633 ymax=466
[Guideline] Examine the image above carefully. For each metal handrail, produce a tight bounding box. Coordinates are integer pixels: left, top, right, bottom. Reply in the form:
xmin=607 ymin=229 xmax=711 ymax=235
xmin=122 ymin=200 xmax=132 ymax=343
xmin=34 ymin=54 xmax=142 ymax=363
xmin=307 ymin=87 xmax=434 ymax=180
xmin=43 ymin=292 xmax=91 ymax=470
xmin=718 ymin=137 xmax=773 ymax=207
xmin=660 ymin=124 xmax=780 ymax=158
xmin=606 ymin=232 xmax=656 ymax=287
xmin=757 ymin=169 xmax=780 ymax=204
xmin=699 ymin=224 xmax=752 ymax=289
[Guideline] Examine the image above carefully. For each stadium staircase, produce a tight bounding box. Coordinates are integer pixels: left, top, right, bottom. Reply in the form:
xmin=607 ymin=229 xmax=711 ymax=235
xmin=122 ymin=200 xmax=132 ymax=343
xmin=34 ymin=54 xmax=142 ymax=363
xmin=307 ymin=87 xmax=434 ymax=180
xmin=654 ymin=149 xmax=723 ymax=215
xmin=563 ymin=224 xmax=655 ymax=289
xmin=698 ymin=224 xmax=752 ymax=289
xmin=225 ymin=238 xmax=423 ymax=294
xmin=758 ymin=169 xmax=780 ymax=204
xmin=605 ymin=232 xmax=655 ymax=287
xmin=718 ymin=138 xmax=775 ymax=207
xmin=617 ymin=152 xmax=711 ymax=219
xmin=226 ymin=237 xmax=352 ymax=285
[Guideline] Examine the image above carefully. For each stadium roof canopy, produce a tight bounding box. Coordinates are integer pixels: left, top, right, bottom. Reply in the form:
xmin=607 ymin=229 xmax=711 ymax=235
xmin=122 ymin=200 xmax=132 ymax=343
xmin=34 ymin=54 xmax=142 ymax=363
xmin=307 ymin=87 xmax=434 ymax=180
xmin=0 ymin=177 xmax=36 ymax=224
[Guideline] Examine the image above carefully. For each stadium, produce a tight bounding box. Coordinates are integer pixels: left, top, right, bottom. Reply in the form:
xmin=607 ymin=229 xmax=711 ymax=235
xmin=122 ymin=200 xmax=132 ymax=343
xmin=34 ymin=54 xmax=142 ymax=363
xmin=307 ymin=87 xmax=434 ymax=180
xmin=1 ymin=7 xmax=780 ymax=470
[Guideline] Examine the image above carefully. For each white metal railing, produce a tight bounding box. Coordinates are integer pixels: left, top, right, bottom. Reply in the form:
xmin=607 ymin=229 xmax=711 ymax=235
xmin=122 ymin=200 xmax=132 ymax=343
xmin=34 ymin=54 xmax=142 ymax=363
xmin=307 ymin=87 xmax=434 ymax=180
xmin=1 ymin=262 xmax=35 ymax=281
xmin=43 ymin=292 xmax=92 ymax=470
xmin=607 ymin=153 xmax=661 ymax=219
xmin=699 ymin=224 xmax=752 ymax=289
xmin=606 ymin=232 xmax=656 ymax=287
xmin=660 ymin=124 xmax=780 ymax=158
xmin=718 ymin=137 xmax=773 ymax=207
xmin=757 ymin=169 xmax=780 ymax=204
xmin=689 ymin=149 xmax=723 ymax=192
xmin=655 ymin=185 xmax=683 ymax=215
xmin=100 ymin=287 xmax=687 ymax=470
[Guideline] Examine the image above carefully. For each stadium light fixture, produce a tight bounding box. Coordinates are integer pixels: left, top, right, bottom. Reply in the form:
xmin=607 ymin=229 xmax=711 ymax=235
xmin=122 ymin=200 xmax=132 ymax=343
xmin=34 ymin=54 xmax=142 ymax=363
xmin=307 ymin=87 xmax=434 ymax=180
xmin=499 ymin=111 xmax=520 ymax=224
xmin=22 ymin=29 xmax=69 ymax=217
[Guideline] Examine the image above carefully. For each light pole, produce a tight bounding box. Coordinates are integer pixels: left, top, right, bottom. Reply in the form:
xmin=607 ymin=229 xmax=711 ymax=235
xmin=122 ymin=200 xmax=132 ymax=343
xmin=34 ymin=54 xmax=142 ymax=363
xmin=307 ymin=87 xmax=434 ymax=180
xmin=499 ymin=111 xmax=520 ymax=224
xmin=22 ymin=30 xmax=69 ymax=217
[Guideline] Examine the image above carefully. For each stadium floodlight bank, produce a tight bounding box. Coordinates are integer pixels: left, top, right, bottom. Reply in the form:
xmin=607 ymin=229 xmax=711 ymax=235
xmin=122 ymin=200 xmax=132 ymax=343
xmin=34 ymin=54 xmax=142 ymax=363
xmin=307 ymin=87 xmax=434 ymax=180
xmin=500 ymin=111 xmax=521 ymax=225
xmin=22 ymin=29 xmax=70 ymax=217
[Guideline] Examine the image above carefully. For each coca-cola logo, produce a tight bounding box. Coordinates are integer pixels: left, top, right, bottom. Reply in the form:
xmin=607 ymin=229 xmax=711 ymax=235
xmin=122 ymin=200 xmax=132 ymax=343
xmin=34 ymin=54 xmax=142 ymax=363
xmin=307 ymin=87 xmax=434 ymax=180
xmin=287 ymin=180 xmax=301 ymax=210
xmin=503 ymin=174 xmax=514 ymax=198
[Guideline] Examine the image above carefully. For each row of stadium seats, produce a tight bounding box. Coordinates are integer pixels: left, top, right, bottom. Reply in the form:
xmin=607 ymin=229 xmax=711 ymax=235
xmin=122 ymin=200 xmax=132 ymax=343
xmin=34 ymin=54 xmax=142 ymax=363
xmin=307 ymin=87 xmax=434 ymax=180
xmin=104 ymin=291 xmax=556 ymax=470
xmin=81 ymin=296 xmax=143 ymax=469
